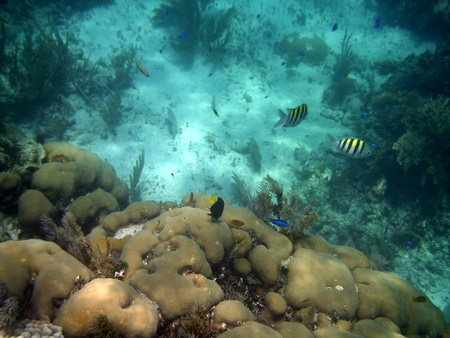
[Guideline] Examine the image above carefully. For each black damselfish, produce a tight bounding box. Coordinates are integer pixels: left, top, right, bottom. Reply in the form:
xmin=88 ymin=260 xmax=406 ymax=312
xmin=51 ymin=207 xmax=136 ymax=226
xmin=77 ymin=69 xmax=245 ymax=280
xmin=209 ymin=197 xmax=224 ymax=219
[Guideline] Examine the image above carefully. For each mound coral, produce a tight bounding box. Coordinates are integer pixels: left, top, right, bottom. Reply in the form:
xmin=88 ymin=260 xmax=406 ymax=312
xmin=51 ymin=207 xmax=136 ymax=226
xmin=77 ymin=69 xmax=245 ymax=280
xmin=54 ymin=278 xmax=158 ymax=338
xmin=32 ymin=142 xmax=128 ymax=207
xmin=0 ymin=186 xmax=445 ymax=337
xmin=0 ymin=239 xmax=94 ymax=318
xmin=4 ymin=141 xmax=131 ymax=237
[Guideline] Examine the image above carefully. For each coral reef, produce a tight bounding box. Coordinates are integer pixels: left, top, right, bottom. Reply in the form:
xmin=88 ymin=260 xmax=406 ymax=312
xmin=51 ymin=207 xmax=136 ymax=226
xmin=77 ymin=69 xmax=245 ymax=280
xmin=0 ymin=146 xmax=445 ymax=337
xmin=0 ymin=193 xmax=446 ymax=337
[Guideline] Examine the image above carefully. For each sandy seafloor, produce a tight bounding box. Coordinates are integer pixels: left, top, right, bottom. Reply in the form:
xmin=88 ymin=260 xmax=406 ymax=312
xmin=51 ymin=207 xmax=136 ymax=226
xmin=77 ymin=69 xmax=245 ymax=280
xmin=23 ymin=0 xmax=449 ymax=317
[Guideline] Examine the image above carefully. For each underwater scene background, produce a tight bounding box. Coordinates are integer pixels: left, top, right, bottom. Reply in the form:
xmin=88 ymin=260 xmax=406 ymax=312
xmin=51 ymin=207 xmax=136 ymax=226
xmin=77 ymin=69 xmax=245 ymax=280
xmin=0 ymin=0 xmax=449 ymax=337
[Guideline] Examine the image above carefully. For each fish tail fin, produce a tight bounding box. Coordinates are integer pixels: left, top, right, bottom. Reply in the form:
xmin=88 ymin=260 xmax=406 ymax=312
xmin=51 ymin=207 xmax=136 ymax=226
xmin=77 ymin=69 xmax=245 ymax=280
xmin=274 ymin=110 xmax=287 ymax=128
xmin=327 ymin=133 xmax=338 ymax=146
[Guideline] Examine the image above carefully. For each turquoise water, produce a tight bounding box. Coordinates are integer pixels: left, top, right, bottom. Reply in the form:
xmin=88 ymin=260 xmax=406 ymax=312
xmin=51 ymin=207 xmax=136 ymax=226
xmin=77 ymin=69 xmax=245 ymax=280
xmin=0 ymin=0 xmax=449 ymax=334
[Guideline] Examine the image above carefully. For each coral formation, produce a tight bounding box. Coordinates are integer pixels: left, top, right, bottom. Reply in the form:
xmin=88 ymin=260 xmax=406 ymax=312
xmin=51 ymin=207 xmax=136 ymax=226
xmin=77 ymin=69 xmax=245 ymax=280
xmin=213 ymin=300 xmax=254 ymax=327
xmin=0 ymin=193 xmax=446 ymax=337
xmin=32 ymin=142 xmax=129 ymax=207
xmin=0 ymin=143 xmax=445 ymax=337
xmin=0 ymin=239 xmax=94 ymax=318
xmin=54 ymin=278 xmax=159 ymax=338
xmin=18 ymin=189 xmax=57 ymax=235
xmin=283 ymin=248 xmax=358 ymax=320
xmin=68 ymin=188 xmax=120 ymax=234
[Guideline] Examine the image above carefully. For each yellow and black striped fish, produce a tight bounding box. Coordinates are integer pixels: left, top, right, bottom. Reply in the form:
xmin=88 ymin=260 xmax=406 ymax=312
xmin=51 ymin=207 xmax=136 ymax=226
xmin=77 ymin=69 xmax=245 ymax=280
xmin=274 ymin=103 xmax=308 ymax=127
xmin=334 ymin=137 xmax=372 ymax=159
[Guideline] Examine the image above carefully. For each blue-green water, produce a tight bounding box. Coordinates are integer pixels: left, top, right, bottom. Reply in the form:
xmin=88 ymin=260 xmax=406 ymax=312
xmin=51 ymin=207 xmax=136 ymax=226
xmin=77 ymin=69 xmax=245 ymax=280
xmin=0 ymin=0 xmax=448 ymax=335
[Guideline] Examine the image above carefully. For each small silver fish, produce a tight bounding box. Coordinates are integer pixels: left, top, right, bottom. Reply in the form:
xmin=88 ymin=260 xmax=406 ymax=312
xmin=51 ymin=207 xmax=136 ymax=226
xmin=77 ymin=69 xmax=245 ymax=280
xmin=275 ymin=104 xmax=308 ymax=128
xmin=332 ymin=137 xmax=372 ymax=159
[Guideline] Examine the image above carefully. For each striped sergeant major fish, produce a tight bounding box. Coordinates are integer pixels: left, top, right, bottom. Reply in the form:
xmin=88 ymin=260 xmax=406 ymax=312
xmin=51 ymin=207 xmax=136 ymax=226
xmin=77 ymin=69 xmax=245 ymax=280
xmin=329 ymin=135 xmax=372 ymax=159
xmin=274 ymin=103 xmax=308 ymax=128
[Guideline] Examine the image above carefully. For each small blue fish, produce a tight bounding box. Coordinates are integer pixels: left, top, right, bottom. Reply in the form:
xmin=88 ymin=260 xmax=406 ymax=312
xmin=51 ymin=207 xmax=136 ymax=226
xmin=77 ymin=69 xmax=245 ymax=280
xmin=405 ymin=240 xmax=412 ymax=245
xmin=268 ymin=219 xmax=290 ymax=227
xmin=374 ymin=18 xmax=381 ymax=28
xmin=179 ymin=33 xmax=187 ymax=38
xmin=163 ymin=9 xmax=168 ymax=15
xmin=298 ymin=51 xmax=306 ymax=55
xmin=332 ymin=23 xmax=338 ymax=31
xmin=359 ymin=112 xmax=368 ymax=118
xmin=371 ymin=143 xmax=377 ymax=147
